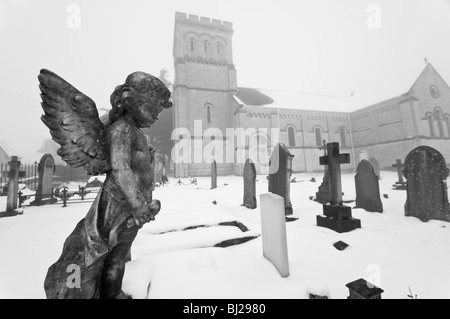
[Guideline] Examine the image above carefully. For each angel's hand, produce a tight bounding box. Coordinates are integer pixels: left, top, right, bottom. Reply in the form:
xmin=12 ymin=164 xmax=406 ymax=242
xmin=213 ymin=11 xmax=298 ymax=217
xmin=127 ymin=200 xmax=161 ymax=228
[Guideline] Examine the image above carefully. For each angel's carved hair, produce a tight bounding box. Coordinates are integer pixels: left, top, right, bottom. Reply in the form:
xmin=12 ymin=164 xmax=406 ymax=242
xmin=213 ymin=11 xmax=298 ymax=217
xmin=109 ymin=72 xmax=171 ymax=124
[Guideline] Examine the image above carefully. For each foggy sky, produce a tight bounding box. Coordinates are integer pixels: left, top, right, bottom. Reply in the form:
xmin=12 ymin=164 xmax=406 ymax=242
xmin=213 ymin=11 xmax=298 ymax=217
xmin=1 ymin=0 xmax=450 ymax=155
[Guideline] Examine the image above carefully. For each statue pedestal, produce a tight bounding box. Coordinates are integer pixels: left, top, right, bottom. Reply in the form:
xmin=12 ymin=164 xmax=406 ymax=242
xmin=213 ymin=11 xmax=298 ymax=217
xmin=317 ymin=204 xmax=361 ymax=233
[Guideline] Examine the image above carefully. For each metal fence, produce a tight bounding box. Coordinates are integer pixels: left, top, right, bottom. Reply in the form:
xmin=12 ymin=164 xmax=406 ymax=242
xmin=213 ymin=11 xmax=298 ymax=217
xmin=0 ymin=162 xmax=90 ymax=195
xmin=1 ymin=162 xmax=39 ymax=192
xmin=18 ymin=186 xmax=99 ymax=208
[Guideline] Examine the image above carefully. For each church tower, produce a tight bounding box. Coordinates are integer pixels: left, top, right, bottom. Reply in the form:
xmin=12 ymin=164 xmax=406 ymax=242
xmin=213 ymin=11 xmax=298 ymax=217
xmin=172 ymin=12 xmax=237 ymax=177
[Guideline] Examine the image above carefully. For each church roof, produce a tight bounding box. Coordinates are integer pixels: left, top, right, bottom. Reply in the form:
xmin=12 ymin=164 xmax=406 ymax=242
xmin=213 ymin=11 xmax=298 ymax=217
xmin=0 ymin=141 xmax=18 ymax=158
xmin=235 ymin=63 xmax=447 ymax=114
xmin=408 ymin=62 xmax=450 ymax=93
xmin=235 ymin=87 xmax=360 ymax=113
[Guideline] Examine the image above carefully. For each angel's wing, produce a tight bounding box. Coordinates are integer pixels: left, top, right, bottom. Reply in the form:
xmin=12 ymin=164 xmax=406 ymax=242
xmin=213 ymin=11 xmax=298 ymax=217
xmin=38 ymin=69 xmax=111 ymax=175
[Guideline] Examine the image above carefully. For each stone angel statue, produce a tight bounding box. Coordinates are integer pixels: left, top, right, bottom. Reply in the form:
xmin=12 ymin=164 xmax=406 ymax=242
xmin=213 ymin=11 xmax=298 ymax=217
xmin=38 ymin=69 xmax=172 ymax=299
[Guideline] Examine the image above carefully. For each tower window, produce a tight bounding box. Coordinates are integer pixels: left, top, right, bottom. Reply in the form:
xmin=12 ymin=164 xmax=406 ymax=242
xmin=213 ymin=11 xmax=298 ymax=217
xmin=190 ymin=39 xmax=194 ymax=51
xmin=340 ymin=127 xmax=347 ymax=147
xmin=287 ymin=126 xmax=295 ymax=147
xmin=315 ymin=127 xmax=322 ymax=147
xmin=216 ymin=43 xmax=223 ymax=60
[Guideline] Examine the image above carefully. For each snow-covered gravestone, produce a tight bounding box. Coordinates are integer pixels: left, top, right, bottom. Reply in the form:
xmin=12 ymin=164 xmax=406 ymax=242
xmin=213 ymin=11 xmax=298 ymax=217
xmin=243 ymin=159 xmax=257 ymax=209
xmin=354 ymin=160 xmax=383 ymax=213
xmin=211 ymin=160 xmax=217 ymax=189
xmin=260 ymin=193 xmax=289 ymax=278
xmin=268 ymin=143 xmax=293 ymax=215
xmin=31 ymin=154 xmax=56 ymax=206
xmin=5 ymin=156 xmax=20 ymax=213
xmin=404 ymin=146 xmax=450 ymax=222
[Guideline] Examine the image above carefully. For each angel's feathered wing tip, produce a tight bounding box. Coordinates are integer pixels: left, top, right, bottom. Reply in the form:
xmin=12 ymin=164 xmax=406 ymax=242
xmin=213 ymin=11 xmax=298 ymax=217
xmin=37 ymin=68 xmax=111 ymax=176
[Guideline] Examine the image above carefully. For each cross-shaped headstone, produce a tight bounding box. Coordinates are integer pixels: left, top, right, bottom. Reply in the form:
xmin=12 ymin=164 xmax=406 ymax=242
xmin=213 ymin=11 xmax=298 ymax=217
xmin=319 ymin=143 xmax=350 ymax=205
xmin=319 ymin=139 xmax=328 ymax=156
xmin=315 ymin=139 xmax=331 ymax=204
xmin=392 ymin=159 xmax=404 ymax=183
xmin=318 ymin=139 xmax=329 ymax=180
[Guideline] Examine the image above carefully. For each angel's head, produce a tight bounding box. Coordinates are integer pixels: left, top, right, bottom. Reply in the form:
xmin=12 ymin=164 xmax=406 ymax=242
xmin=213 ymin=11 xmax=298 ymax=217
xmin=109 ymin=72 xmax=172 ymax=128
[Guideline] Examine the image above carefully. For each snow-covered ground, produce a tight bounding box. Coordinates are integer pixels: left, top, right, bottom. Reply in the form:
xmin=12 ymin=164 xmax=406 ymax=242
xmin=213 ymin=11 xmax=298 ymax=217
xmin=0 ymin=171 xmax=449 ymax=299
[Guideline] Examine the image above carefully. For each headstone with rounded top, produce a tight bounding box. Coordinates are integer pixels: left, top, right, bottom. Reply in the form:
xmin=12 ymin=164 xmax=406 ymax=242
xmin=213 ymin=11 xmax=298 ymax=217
xmin=31 ymin=154 xmax=57 ymax=206
xmin=268 ymin=143 xmax=293 ymax=216
xmin=355 ymin=160 xmax=383 ymax=213
xmin=403 ymin=146 xmax=450 ymax=222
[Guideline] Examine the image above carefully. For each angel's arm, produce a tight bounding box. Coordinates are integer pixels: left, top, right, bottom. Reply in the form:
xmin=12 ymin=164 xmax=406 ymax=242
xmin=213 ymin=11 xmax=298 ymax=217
xmin=108 ymin=121 xmax=148 ymax=211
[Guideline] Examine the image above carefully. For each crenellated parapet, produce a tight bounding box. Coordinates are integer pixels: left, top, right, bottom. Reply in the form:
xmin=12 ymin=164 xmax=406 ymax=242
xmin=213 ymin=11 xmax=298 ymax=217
xmin=175 ymin=12 xmax=233 ymax=33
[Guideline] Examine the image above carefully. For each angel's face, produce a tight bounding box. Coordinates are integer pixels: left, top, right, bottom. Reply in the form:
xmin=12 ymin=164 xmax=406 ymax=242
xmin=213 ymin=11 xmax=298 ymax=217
xmin=131 ymin=95 xmax=166 ymax=128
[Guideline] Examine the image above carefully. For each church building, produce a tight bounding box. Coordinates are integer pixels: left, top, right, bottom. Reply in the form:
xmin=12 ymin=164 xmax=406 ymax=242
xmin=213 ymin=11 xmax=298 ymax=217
xmin=172 ymin=12 xmax=450 ymax=177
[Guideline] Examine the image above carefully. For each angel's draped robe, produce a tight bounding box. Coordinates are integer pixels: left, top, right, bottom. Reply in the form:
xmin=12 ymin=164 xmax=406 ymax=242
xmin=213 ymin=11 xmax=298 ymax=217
xmin=43 ymin=176 xmax=140 ymax=299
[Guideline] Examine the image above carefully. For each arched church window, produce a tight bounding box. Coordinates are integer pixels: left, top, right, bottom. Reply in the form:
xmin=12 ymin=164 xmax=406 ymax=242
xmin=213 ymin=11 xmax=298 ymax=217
xmin=428 ymin=114 xmax=435 ymax=137
xmin=446 ymin=117 xmax=450 ymax=138
xmin=315 ymin=127 xmax=322 ymax=147
xmin=215 ymin=43 xmax=223 ymax=61
xmin=205 ymin=104 xmax=212 ymax=124
xmin=188 ymin=38 xmax=196 ymax=58
xmin=340 ymin=127 xmax=347 ymax=147
xmin=435 ymin=108 xmax=445 ymax=137
xmin=287 ymin=126 xmax=295 ymax=147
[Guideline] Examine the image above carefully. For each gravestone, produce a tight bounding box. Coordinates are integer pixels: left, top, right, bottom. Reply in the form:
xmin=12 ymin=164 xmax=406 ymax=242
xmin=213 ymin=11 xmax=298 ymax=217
xmin=268 ymin=143 xmax=294 ymax=216
xmin=243 ymin=159 xmax=257 ymax=209
xmin=354 ymin=160 xmax=383 ymax=213
xmin=0 ymin=156 xmax=21 ymax=216
xmin=260 ymin=193 xmax=289 ymax=278
xmin=368 ymin=158 xmax=381 ymax=180
xmin=211 ymin=160 xmax=217 ymax=189
xmin=316 ymin=142 xmax=361 ymax=233
xmin=315 ymin=140 xmax=331 ymax=204
xmin=403 ymin=146 xmax=450 ymax=222
xmin=392 ymin=159 xmax=406 ymax=190
xmin=31 ymin=154 xmax=57 ymax=206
